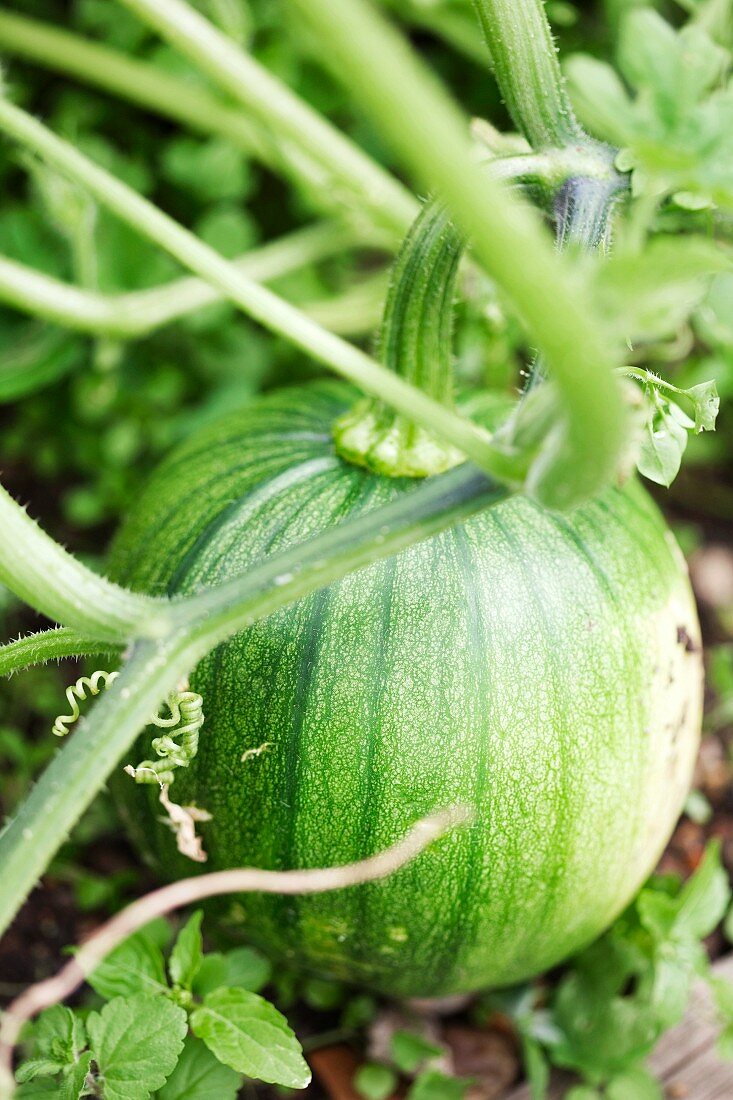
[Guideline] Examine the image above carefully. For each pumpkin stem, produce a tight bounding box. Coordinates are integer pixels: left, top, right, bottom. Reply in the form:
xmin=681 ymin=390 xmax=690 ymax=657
xmin=333 ymin=201 xmax=465 ymax=478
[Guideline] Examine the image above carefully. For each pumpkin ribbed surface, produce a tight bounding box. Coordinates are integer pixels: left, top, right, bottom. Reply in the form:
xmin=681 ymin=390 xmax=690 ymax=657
xmin=110 ymin=380 xmax=702 ymax=996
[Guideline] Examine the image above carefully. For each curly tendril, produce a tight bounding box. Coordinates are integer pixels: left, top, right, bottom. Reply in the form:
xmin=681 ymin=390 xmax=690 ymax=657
xmin=52 ymin=673 xmax=205 ymax=789
xmin=51 ymin=670 xmax=120 ymax=737
xmin=124 ymin=690 xmax=204 ymax=787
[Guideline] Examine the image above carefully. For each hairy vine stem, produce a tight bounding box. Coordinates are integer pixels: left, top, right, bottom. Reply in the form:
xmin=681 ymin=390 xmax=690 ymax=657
xmin=0 ymin=628 xmax=120 ymax=678
xmin=0 ymin=807 xmax=469 ymax=1096
xmin=471 ymin=0 xmax=583 ymax=148
xmin=0 ymin=486 xmax=165 ymax=642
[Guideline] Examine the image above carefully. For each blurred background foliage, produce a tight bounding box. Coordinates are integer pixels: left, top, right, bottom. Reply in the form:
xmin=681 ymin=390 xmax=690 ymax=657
xmin=0 ymin=0 xmax=732 ymax=1031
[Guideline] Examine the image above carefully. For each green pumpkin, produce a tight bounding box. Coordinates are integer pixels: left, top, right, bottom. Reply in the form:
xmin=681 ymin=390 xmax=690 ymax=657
xmin=109 ymin=378 xmax=702 ymax=997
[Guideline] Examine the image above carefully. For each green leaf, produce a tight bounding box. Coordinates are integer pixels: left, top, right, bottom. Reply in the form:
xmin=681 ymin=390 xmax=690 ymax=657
xmin=0 ymin=324 xmax=86 ymax=404
xmin=593 ymin=237 xmax=730 ymax=344
xmin=155 ymin=1037 xmax=241 ymax=1100
xmin=619 ymin=11 xmax=727 ymax=114
xmin=195 ymin=206 xmax=257 ymax=260
xmin=34 ymin=1006 xmax=86 ymax=1066
xmin=406 ymin=1071 xmax=470 ymax=1099
xmin=568 ymin=8 xmax=733 ymax=206
xmin=303 ymin=977 xmax=344 ymax=1010
xmin=59 ymin=1052 xmax=94 ymax=1100
xmin=637 ymin=399 xmax=689 ymax=487
xmin=606 ymin=1065 xmax=663 ymax=1100
xmin=15 ymin=1060 xmax=65 ymax=1084
xmin=564 ymin=1089 xmax=601 ymax=1100
xmin=169 ymin=910 xmax=204 ymax=991
xmin=391 ymin=1030 xmax=443 ymax=1074
xmin=712 ymin=975 xmax=733 ymax=1021
xmin=160 ymin=138 xmax=251 ymax=203
xmin=627 ymin=369 xmax=719 ymax=485
xmin=521 ymin=1034 xmax=550 ymax=1100
xmin=190 ymin=987 xmax=310 ymax=1089
xmin=686 ymin=380 xmax=720 ymax=433
xmin=618 ymin=10 xmax=682 ymax=110
xmin=15 ymin=1080 xmax=58 ymax=1098
xmin=697 ymin=272 xmax=733 ymax=348
xmin=713 ymin=974 xmax=733 ymax=1058
xmin=88 ymin=925 xmax=169 ymax=1000
xmin=676 ymin=842 xmax=731 ymax=939
xmin=193 ymin=947 xmax=272 ymax=997
xmin=717 ymin=1024 xmax=733 ymax=1061
xmin=563 ymin=55 xmax=634 ymax=145
xmin=354 ymin=1063 xmax=399 ymax=1100
xmin=684 ymin=788 xmax=713 ymax=825
xmin=87 ymin=994 xmax=188 ymax=1100
xmin=551 ymin=968 xmax=660 ymax=1078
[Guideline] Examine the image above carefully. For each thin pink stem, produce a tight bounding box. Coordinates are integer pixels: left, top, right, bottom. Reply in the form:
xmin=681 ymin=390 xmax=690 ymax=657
xmin=0 ymin=806 xmax=469 ymax=1094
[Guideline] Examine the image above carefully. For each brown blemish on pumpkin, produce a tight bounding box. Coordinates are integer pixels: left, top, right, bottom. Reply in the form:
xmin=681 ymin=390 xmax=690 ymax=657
xmin=676 ymin=625 xmax=700 ymax=654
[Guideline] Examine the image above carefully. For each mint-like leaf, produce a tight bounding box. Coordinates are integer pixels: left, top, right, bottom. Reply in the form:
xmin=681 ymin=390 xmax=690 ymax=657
xmin=194 ymin=946 xmax=272 ymax=998
xmin=34 ymin=1006 xmax=86 ymax=1065
xmin=15 ymin=1060 xmax=65 ymax=1084
xmin=190 ymin=987 xmax=310 ymax=1089
xmin=87 ymin=994 xmax=187 ymax=1100
xmin=88 ymin=925 xmax=169 ymax=1000
xmin=15 ymin=1080 xmax=58 ymax=1097
xmin=169 ymin=910 xmax=204 ymax=991
xmin=156 ymin=1037 xmax=241 ymax=1100
xmin=220 ymin=946 xmax=271 ymax=993
xmin=59 ymin=1051 xmax=93 ymax=1100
